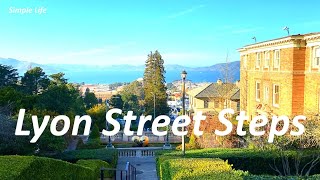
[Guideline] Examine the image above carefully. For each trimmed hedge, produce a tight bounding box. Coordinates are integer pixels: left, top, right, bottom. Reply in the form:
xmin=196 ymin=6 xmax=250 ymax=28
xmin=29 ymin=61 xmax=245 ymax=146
xmin=159 ymin=158 xmax=248 ymax=180
xmin=57 ymin=148 xmax=118 ymax=168
xmin=156 ymin=148 xmax=320 ymax=175
xmin=77 ymin=159 xmax=113 ymax=178
xmin=0 ymin=156 xmax=95 ymax=180
xmin=244 ymin=175 xmax=320 ymax=180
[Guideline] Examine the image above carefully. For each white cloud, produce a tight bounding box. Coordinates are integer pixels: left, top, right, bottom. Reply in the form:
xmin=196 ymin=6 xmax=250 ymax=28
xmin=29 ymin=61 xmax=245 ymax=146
xmin=167 ymin=4 xmax=205 ymax=19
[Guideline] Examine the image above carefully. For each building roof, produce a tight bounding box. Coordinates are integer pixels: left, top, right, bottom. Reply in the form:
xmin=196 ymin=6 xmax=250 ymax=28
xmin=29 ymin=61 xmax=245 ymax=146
xmin=187 ymin=83 xmax=210 ymax=96
xmin=188 ymin=83 xmax=240 ymax=100
xmin=230 ymin=89 xmax=240 ymax=101
xmin=238 ymin=32 xmax=320 ymax=52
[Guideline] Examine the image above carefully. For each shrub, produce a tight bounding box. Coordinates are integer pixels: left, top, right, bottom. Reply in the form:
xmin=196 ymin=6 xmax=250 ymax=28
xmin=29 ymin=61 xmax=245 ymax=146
xmin=57 ymin=148 xmax=118 ymax=168
xmin=156 ymin=148 xmax=320 ymax=175
xmin=0 ymin=156 xmax=95 ymax=180
xmin=77 ymin=159 xmax=114 ymax=178
xmin=159 ymin=158 xmax=248 ymax=180
xmin=89 ymin=123 xmax=100 ymax=140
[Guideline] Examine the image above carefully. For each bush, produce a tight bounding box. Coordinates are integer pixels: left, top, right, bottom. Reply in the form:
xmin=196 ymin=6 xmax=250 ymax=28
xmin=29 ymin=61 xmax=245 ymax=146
xmin=0 ymin=156 xmax=95 ymax=180
xmin=57 ymin=148 xmax=118 ymax=168
xmin=89 ymin=123 xmax=100 ymax=139
xmin=156 ymin=148 xmax=320 ymax=175
xmin=159 ymin=158 xmax=248 ymax=180
xmin=77 ymin=159 xmax=114 ymax=178
xmin=79 ymin=139 xmax=102 ymax=149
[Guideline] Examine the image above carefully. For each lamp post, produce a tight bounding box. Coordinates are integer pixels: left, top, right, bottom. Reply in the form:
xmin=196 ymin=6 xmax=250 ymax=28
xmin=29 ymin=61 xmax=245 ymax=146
xmin=105 ymin=100 xmax=114 ymax=149
xmin=181 ymin=70 xmax=187 ymax=156
xmin=163 ymin=118 xmax=172 ymax=149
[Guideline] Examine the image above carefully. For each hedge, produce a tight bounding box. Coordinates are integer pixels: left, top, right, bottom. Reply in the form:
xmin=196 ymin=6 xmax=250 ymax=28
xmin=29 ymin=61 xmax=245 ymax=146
xmin=157 ymin=156 xmax=320 ymax=180
xmin=159 ymin=158 xmax=248 ymax=180
xmin=77 ymin=159 xmax=114 ymax=178
xmin=57 ymin=148 xmax=118 ymax=168
xmin=244 ymin=175 xmax=320 ymax=180
xmin=156 ymin=148 xmax=320 ymax=175
xmin=0 ymin=156 xmax=95 ymax=180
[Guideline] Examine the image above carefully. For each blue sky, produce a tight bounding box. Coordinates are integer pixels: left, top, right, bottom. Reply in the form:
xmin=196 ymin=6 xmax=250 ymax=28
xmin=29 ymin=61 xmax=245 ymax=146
xmin=0 ymin=0 xmax=320 ymax=66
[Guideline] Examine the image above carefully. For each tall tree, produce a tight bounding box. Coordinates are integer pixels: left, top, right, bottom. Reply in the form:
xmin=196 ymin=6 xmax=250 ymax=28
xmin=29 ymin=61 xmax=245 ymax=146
xmin=49 ymin=72 xmax=68 ymax=86
xmin=83 ymin=89 xmax=98 ymax=109
xmin=0 ymin=65 xmax=19 ymax=88
xmin=143 ymin=51 xmax=169 ymax=125
xmin=108 ymin=94 xmax=123 ymax=109
xmin=21 ymin=67 xmax=50 ymax=95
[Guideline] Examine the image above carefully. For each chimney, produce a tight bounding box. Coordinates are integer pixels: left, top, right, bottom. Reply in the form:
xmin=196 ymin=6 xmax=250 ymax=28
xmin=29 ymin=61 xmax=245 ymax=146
xmin=235 ymin=80 xmax=240 ymax=88
xmin=217 ymin=79 xmax=223 ymax=85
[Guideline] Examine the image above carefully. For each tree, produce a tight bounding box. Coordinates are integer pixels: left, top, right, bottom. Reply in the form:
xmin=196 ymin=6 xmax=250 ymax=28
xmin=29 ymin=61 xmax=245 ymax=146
xmin=0 ymin=87 xmax=23 ymax=115
xmin=143 ymin=51 xmax=169 ymax=126
xmin=0 ymin=64 xmax=19 ymax=88
xmin=87 ymin=104 xmax=107 ymax=131
xmin=83 ymin=89 xmax=98 ymax=109
xmin=108 ymin=94 xmax=123 ymax=109
xmin=36 ymin=85 xmax=75 ymax=114
xmin=122 ymin=81 xmax=144 ymax=101
xmin=36 ymin=73 xmax=85 ymax=115
xmin=21 ymin=67 xmax=50 ymax=95
xmin=49 ymin=72 xmax=67 ymax=86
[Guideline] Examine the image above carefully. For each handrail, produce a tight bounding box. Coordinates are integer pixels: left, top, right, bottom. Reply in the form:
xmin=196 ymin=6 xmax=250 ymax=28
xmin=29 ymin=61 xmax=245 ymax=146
xmin=100 ymin=162 xmax=137 ymax=180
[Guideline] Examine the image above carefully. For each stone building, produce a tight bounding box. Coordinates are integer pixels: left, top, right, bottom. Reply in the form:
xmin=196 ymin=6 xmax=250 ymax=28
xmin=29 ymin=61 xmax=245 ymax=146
xmin=238 ymin=32 xmax=320 ymax=119
xmin=187 ymin=80 xmax=240 ymax=115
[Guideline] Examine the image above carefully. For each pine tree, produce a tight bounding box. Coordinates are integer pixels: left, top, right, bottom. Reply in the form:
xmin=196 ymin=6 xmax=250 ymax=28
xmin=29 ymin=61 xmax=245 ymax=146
xmin=143 ymin=50 xmax=169 ymax=127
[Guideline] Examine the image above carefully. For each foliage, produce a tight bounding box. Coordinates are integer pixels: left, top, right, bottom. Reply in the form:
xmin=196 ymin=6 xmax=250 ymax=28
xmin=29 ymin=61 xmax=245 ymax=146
xmin=0 ymin=115 xmax=34 ymax=155
xmin=49 ymin=72 xmax=68 ymax=85
xmin=108 ymin=94 xmax=123 ymax=109
xmin=0 ymin=87 xmax=24 ymax=114
xmin=156 ymin=148 xmax=320 ymax=176
xmin=84 ymin=91 xmax=98 ymax=109
xmin=121 ymin=80 xmax=145 ymax=114
xmin=77 ymin=159 xmax=114 ymax=178
xmin=122 ymin=93 xmax=142 ymax=115
xmin=36 ymin=84 xmax=80 ymax=114
xmin=143 ymin=51 xmax=169 ymax=127
xmin=21 ymin=67 xmax=50 ymax=95
xmin=89 ymin=123 xmax=100 ymax=140
xmin=188 ymin=113 xmax=241 ymax=148
xmin=57 ymin=149 xmax=118 ymax=168
xmin=159 ymin=158 xmax=248 ymax=180
xmin=0 ymin=155 xmax=95 ymax=180
xmin=86 ymin=104 xmax=107 ymax=131
xmin=0 ymin=64 xmax=18 ymax=88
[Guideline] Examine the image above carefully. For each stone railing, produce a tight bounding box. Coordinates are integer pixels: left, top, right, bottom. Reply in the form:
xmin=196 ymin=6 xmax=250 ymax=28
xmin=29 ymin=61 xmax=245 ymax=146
xmin=100 ymin=131 xmax=181 ymax=143
xmin=117 ymin=147 xmax=163 ymax=157
xmin=79 ymin=131 xmax=182 ymax=144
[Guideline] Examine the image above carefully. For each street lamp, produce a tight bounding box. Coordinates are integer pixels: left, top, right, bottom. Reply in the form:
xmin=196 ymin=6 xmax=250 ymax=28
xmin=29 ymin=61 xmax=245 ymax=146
xmin=181 ymin=70 xmax=187 ymax=156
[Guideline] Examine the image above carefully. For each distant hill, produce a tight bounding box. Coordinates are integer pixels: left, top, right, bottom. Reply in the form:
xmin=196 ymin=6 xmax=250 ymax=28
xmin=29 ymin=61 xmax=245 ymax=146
xmin=0 ymin=58 xmax=240 ymax=83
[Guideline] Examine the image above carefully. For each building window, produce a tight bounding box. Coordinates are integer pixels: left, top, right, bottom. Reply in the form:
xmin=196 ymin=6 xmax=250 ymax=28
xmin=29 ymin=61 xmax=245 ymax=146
xmin=237 ymin=101 xmax=240 ymax=111
xmin=243 ymin=55 xmax=247 ymax=69
xmin=264 ymin=51 xmax=270 ymax=68
xmin=204 ymin=100 xmax=209 ymax=108
xmin=214 ymin=99 xmax=219 ymax=108
xmin=256 ymin=52 xmax=261 ymax=68
xmin=274 ymin=50 xmax=280 ymax=69
xmin=256 ymin=81 xmax=261 ymax=101
xmin=273 ymin=84 xmax=280 ymax=107
xmin=313 ymin=47 xmax=320 ymax=68
xmin=264 ymin=86 xmax=269 ymax=102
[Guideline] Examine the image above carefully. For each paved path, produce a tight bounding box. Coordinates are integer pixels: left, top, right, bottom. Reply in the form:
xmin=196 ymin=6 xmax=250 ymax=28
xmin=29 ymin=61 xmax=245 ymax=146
xmin=117 ymin=157 xmax=158 ymax=180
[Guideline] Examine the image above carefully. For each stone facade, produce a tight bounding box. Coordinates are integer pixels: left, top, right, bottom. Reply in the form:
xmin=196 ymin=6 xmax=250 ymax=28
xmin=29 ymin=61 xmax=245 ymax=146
xmin=239 ymin=33 xmax=320 ymax=119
